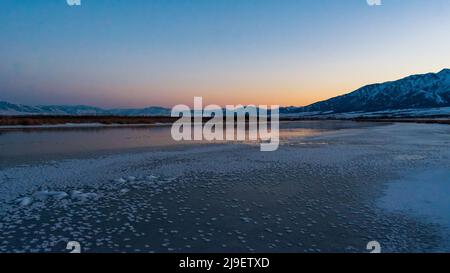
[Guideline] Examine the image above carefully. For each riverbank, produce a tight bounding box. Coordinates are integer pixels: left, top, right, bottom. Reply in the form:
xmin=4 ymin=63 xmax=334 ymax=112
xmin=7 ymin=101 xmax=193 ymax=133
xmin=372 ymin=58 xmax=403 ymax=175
xmin=3 ymin=115 xmax=450 ymax=128
xmin=0 ymin=115 xmax=177 ymax=127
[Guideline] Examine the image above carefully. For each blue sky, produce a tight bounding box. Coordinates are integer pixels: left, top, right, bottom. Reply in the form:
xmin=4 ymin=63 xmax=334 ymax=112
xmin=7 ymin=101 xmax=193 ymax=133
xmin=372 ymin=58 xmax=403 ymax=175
xmin=0 ymin=0 xmax=449 ymax=107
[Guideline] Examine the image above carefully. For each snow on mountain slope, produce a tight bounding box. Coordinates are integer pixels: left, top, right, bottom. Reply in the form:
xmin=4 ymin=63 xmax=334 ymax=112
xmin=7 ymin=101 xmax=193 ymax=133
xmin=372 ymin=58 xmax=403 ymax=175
xmin=0 ymin=101 xmax=171 ymax=116
xmin=1 ymin=69 xmax=450 ymax=118
xmin=283 ymin=68 xmax=450 ymax=115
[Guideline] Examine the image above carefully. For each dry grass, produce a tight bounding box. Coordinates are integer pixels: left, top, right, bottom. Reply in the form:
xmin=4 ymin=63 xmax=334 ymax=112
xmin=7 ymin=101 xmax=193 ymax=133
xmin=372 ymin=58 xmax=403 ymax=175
xmin=2 ymin=115 xmax=450 ymax=127
xmin=0 ymin=115 xmax=179 ymax=126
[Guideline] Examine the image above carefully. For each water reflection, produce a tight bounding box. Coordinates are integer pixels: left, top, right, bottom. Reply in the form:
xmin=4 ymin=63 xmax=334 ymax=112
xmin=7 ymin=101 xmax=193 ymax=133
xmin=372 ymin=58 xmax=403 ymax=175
xmin=0 ymin=121 xmax=380 ymax=166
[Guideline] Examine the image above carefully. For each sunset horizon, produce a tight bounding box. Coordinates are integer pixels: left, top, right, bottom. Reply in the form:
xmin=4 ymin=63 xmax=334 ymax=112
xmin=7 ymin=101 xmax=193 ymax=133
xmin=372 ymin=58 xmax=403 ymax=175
xmin=2 ymin=67 xmax=449 ymax=109
xmin=2 ymin=0 xmax=450 ymax=260
xmin=1 ymin=0 xmax=449 ymax=108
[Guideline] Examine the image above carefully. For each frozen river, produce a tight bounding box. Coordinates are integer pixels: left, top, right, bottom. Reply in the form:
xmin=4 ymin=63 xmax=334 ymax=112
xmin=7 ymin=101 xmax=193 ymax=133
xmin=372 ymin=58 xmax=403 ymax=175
xmin=0 ymin=121 xmax=449 ymax=252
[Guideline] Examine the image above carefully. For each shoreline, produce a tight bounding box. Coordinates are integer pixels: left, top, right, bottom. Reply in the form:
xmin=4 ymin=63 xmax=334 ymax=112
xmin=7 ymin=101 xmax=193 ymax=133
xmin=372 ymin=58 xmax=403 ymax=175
xmin=0 ymin=115 xmax=178 ymax=127
xmin=1 ymin=115 xmax=450 ymax=129
xmin=0 ymin=122 xmax=173 ymax=130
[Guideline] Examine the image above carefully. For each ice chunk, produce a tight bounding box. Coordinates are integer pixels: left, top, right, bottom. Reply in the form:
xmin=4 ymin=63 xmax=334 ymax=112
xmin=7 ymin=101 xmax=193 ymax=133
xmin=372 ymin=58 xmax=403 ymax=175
xmin=16 ymin=197 xmax=33 ymax=206
xmin=32 ymin=191 xmax=50 ymax=201
xmin=70 ymin=190 xmax=97 ymax=201
xmin=120 ymin=189 xmax=130 ymax=194
xmin=48 ymin=191 xmax=68 ymax=200
xmin=70 ymin=190 xmax=83 ymax=199
xmin=82 ymin=193 xmax=98 ymax=199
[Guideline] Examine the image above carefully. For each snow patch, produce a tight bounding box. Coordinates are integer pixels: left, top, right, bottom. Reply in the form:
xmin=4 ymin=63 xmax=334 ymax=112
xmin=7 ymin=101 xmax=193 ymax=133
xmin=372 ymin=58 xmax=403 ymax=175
xmin=379 ymin=168 xmax=450 ymax=236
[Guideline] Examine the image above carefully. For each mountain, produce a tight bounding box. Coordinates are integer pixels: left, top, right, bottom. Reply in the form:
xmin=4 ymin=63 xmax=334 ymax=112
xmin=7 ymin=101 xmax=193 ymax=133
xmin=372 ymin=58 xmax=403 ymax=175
xmin=2 ymin=69 xmax=450 ymax=117
xmin=0 ymin=101 xmax=171 ymax=116
xmin=106 ymin=107 xmax=171 ymax=116
xmin=283 ymin=68 xmax=450 ymax=116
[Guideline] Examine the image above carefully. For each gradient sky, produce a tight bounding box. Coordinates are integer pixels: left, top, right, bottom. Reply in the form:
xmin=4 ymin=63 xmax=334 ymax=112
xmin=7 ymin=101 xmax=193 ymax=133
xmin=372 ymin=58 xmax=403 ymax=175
xmin=1 ymin=0 xmax=449 ymax=108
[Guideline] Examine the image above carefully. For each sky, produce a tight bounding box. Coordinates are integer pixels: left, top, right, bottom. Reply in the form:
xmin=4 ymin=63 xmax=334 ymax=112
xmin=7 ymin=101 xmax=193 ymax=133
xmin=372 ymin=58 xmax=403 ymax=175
xmin=0 ymin=0 xmax=449 ymax=108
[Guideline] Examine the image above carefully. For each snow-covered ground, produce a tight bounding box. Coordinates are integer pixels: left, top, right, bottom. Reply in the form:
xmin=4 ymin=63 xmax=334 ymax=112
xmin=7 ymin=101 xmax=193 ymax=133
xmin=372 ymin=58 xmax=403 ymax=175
xmin=0 ymin=121 xmax=450 ymax=252
xmin=379 ymin=168 xmax=450 ymax=246
xmin=282 ymin=106 xmax=450 ymax=119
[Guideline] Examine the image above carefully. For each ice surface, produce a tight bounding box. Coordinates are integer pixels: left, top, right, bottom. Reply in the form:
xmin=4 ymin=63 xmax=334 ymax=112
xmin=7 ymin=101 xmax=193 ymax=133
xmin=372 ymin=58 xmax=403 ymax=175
xmin=1 ymin=122 xmax=450 ymax=252
xmin=379 ymin=169 xmax=450 ymax=234
xmin=16 ymin=197 xmax=33 ymax=207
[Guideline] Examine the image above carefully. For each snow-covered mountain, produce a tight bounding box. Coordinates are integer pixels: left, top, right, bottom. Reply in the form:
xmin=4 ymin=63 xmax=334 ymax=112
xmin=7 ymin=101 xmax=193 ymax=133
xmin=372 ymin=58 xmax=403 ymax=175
xmin=283 ymin=68 xmax=450 ymax=116
xmin=2 ymin=69 xmax=450 ymax=117
xmin=0 ymin=101 xmax=171 ymax=116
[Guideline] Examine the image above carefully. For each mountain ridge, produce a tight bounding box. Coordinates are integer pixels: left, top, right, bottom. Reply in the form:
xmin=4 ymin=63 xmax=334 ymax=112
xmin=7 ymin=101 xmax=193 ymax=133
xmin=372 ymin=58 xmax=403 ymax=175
xmin=284 ymin=68 xmax=450 ymax=115
xmin=0 ymin=101 xmax=171 ymax=116
xmin=1 ymin=68 xmax=449 ymax=117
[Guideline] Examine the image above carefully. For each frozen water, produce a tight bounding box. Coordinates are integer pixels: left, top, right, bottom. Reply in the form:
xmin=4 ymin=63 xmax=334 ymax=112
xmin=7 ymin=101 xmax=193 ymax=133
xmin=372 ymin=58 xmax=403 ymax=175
xmin=0 ymin=121 xmax=450 ymax=252
xmin=379 ymin=168 xmax=450 ymax=244
xmin=16 ymin=197 xmax=33 ymax=207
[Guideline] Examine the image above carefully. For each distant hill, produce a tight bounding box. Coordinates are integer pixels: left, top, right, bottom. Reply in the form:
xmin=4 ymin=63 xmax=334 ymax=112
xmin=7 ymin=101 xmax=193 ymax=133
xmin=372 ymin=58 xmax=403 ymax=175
xmin=0 ymin=101 xmax=171 ymax=116
xmin=283 ymin=68 xmax=450 ymax=116
xmin=2 ymin=68 xmax=450 ymax=118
